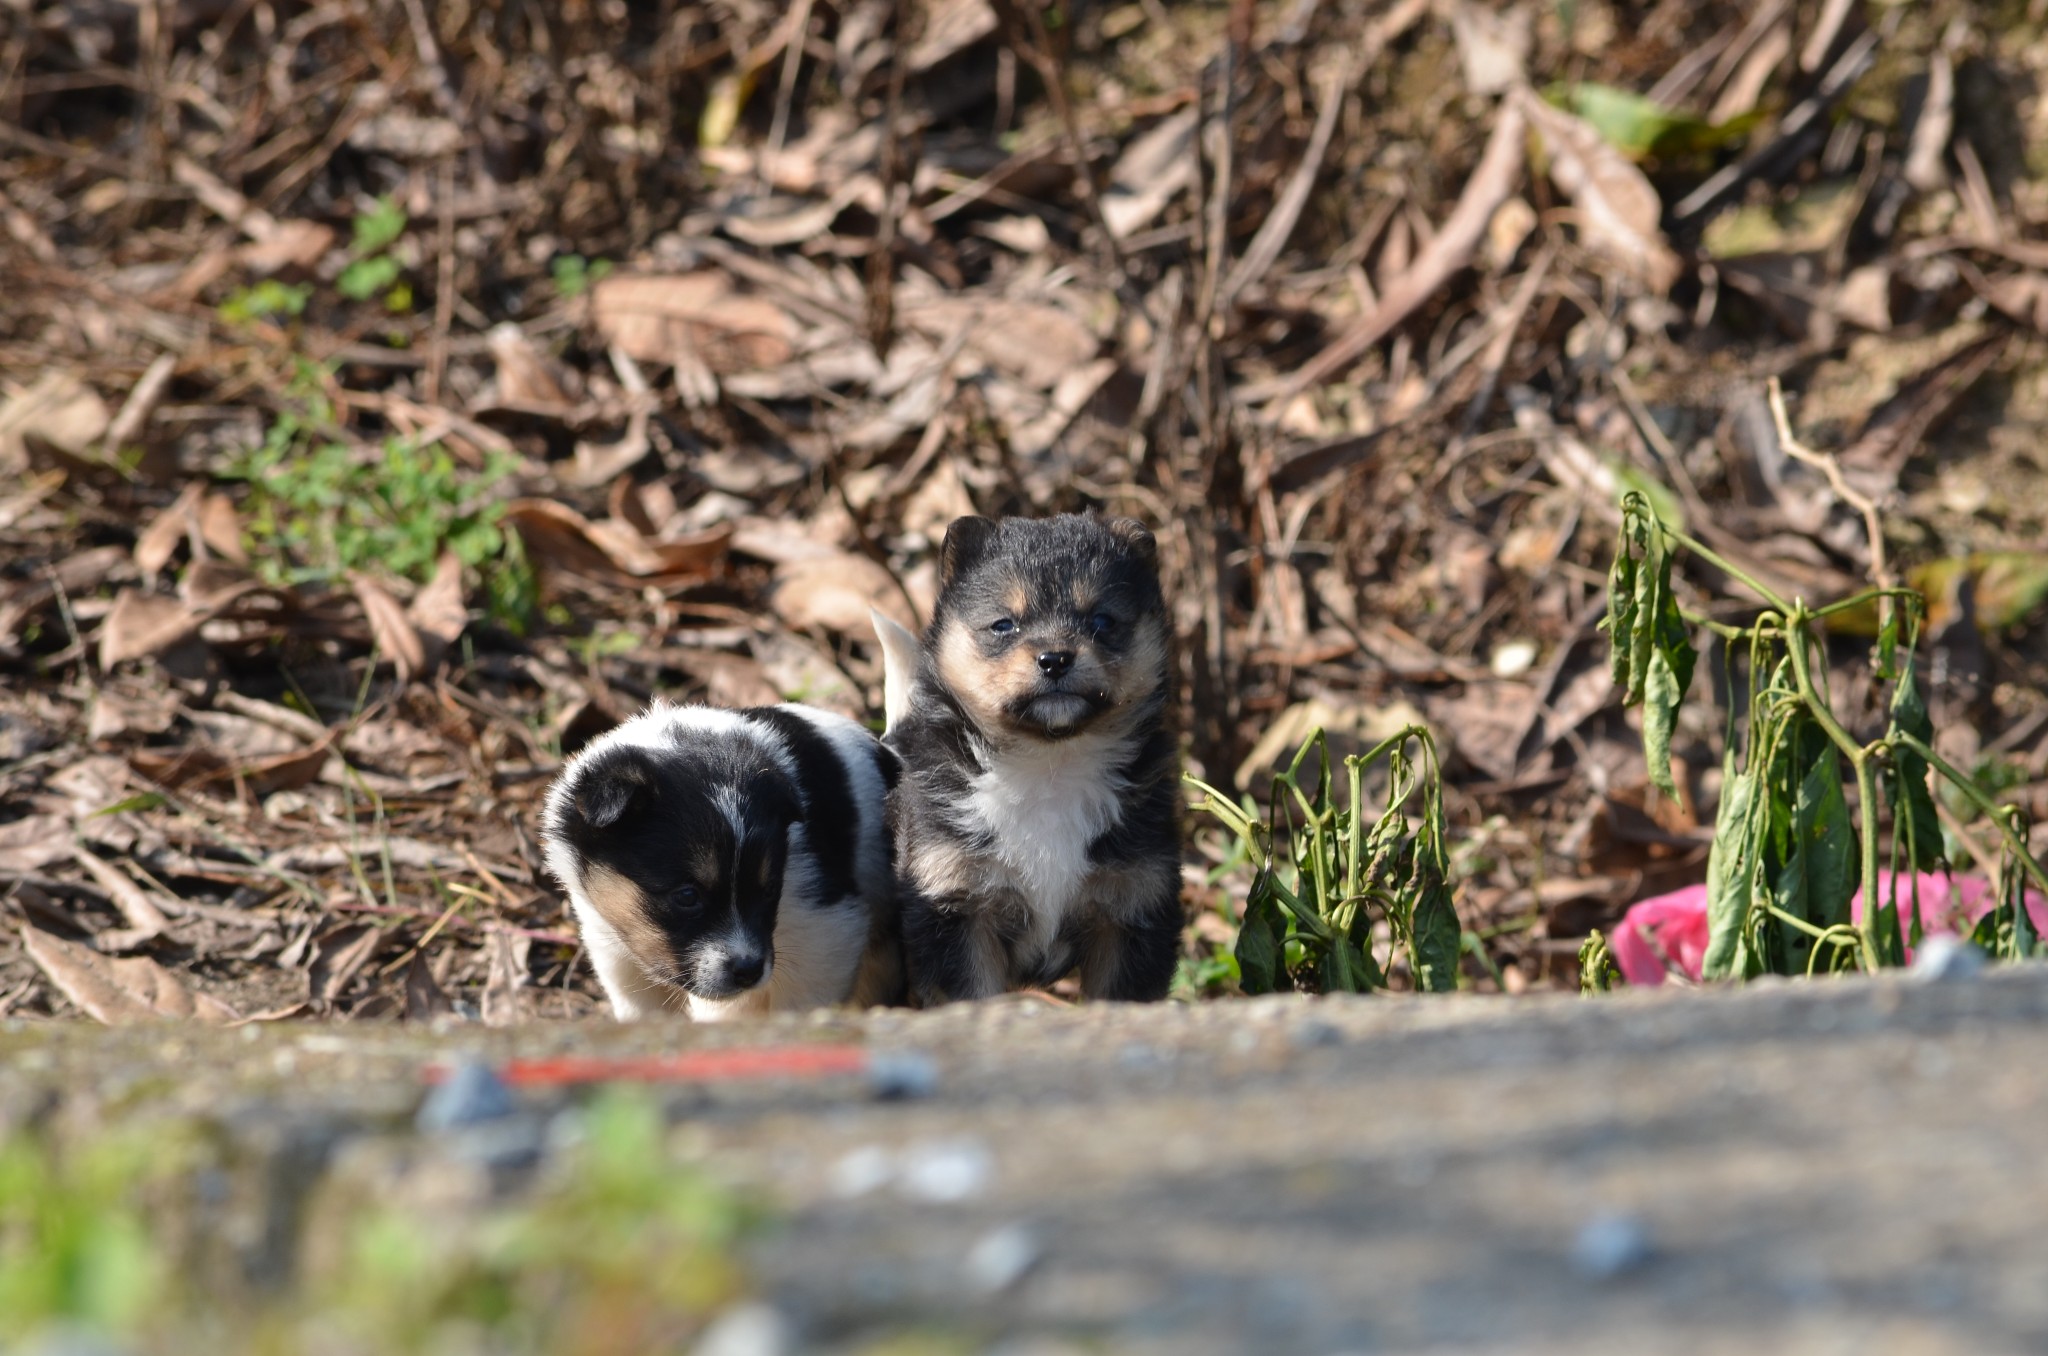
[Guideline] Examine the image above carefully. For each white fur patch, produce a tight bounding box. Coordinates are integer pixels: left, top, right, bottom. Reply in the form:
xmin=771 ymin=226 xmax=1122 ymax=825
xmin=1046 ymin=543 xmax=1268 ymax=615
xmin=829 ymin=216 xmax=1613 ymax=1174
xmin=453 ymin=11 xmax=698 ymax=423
xmin=959 ymin=730 xmax=1131 ymax=954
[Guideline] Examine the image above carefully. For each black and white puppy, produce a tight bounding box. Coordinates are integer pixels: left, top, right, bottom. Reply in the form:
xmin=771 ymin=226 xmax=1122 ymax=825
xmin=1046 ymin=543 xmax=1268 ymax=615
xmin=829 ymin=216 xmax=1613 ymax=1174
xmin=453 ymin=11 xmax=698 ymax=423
xmin=875 ymin=514 xmax=1183 ymax=1004
xmin=540 ymin=702 xmax=901 ymax=1021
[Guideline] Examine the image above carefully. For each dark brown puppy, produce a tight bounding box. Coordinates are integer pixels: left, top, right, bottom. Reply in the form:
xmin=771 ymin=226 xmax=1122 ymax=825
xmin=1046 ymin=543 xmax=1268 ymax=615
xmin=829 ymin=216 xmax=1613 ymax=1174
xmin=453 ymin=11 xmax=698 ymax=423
xmin=880 ymin=513 xmax=1181 ymax=1003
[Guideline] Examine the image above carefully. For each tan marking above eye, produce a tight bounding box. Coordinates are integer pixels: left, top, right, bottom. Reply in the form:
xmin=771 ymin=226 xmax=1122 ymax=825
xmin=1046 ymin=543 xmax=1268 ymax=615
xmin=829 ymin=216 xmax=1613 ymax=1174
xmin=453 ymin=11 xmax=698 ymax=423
xmin=1004 ymin=582 xmax=1029 ymax=620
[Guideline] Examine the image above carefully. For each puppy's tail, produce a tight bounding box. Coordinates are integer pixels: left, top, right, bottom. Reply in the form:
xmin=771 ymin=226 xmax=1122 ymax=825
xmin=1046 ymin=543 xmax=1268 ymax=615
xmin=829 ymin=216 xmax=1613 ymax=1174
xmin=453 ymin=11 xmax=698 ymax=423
xmin=870 ymin=607 xmax=920 ymax=734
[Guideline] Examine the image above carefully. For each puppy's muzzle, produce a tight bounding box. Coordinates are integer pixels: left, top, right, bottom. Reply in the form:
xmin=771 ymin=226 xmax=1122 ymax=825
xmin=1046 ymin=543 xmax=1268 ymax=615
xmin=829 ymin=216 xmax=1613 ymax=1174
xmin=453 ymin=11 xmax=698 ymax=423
xmin=691 ymin=948 xmax=770 ymax=998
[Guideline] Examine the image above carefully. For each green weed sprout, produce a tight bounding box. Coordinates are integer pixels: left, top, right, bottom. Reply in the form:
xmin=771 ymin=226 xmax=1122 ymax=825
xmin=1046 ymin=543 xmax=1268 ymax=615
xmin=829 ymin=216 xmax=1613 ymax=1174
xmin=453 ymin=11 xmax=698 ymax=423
xmin=338 ymin=195 xmax=412 ymax=311
xmin=227 ymin=363 xmax=534 ymax=627
xmin=1186 ymin=726 xmax=1462 ymax=994
xmin=551 ymin=254 xmax=613 ymax=298
xmin=1605 ymin=490 xmax=2047 ymax=978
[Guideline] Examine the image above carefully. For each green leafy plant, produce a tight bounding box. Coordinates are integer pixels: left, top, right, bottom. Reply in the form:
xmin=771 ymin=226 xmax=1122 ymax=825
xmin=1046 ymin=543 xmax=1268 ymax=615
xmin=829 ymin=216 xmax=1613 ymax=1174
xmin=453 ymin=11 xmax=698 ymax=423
xmin=227 ymin=363 xmax=534 ymax=627
xmin=1605 ymin=490 xmax=2047 ymax=978
xmin=338 ymin=195 xmax=412 ymax=310
xmin=551 ymin=253 xmax=613 ymax=298
xmin=1186 ymin=726 xmax=1462 ymax=994
xmin=218 ymin=279 xmax=312 ymax=325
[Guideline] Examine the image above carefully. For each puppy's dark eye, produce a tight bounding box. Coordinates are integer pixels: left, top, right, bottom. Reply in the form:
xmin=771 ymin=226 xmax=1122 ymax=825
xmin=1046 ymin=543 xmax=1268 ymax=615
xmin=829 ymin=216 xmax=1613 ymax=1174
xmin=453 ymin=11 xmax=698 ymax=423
xmin=1088 ymin=612 xmax=1116 ymax=636
xmin=667 ymin=884 xmax=702 ymax=914
xmin=990 ymin=618 xmax=1016 ymax=636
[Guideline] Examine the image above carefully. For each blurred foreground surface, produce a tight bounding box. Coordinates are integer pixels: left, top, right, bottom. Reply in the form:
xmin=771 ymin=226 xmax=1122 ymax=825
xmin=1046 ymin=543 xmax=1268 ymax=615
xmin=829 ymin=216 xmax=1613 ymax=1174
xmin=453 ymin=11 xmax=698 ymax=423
xmin=8 ymin=970 xmax=2048 ymax=1354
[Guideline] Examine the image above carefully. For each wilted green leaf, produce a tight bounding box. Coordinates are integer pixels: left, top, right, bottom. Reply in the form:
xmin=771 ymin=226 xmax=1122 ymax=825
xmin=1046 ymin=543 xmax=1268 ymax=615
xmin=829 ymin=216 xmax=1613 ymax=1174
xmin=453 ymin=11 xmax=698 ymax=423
xmin=1769 ymin=719 xmax=1856 ymax=973
xmin=1235 ymin=887 xmax=1286 ymax=995
xmin=1701 ymin=744 xmax=1757 ymax=981
xmin=1886 ymin=658 xmax=1943 ymax=874
xmin=1603 ymin=537 xmax=1639 ymax=688
xmin=1406 ymin=869 xmax=1461 ymax=994
xmin=1553 ymin=82 xmax=1755 ymax=162
xmin=1642 ymin=644 xmax=1686 ymax=801
xmin=1608 ymin=494 xmax=1697 ymax=800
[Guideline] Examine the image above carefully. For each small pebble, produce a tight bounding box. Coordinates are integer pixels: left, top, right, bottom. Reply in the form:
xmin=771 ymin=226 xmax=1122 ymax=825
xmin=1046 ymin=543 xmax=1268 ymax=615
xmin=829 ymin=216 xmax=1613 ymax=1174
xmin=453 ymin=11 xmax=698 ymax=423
xmin=18 ymin=1327 xmax=132 ymax=1356
xmin=692 ymin=1302 xmax=792 ymax=1356
xmin=1570 ymin=1213 xmax=1654 ymax=1279
xmin=1909 ymin=934 xmax=1985 ymax=983
xmin=1289 ymin=1019 xmax=1343 ymax=1050
xmin=868 ymin=1050 xmax=940 ymax=1100
xmin=444 ymin=1115 xmax=547 ymax=1170
xmin=417 ymin=1059 xmax=516 ymax=1132
xmin=830 ymin=1144 xmax=895 ymax=1198
xmin=899 ymin=1137 xmax=993 ymax=1203
xmin=964 ymin=1223 xmax=1042 ymax=1295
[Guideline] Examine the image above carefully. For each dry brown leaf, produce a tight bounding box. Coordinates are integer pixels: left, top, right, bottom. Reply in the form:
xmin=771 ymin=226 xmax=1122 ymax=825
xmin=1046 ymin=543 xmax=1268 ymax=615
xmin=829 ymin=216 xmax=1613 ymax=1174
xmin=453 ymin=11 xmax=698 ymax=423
xmin=179 ymin=559 xmax=264 ymax=612
xmin=503 ymin=499 xmax=731 ymax=583
xmin=590 ymin=273 xmax=796 ymax=374
xmin=771 ymin=553 xmax=916 ymax=636
xmin=98 ymin=589 xmax=202 ymax=667
xmin=235 ymin=218 xmax=336 ymax=274
xmin=407 ymin=551 xmax=468 ymax=669
xmin=567 ymin=415 xmax=651 ymax=487
xmin=900 ymin=296 xmax=1099 ymax=391
xmin=1979 ymin=272 xmax=2048 ymax=333
xmin=481 ymin=927 xmax=530 ymax=1027
xmin=308 ymin=923 xmax=383 ymax=1004
xmin=198 ymin=493 xmax=248 ymax=563
xmin=483 ymin=322 xmax=574 ymax=412
xmin=1449 ymin=1 xmax=1531 ymax=97
xmin=88 ymin=683 xmax=181 ymax=742
xmin=1101 ymin=109 xmax=1199 ymax=240
xmin=22 ymin=925 xmax=237 ymax=1025
xmin=1519 ymin=88 xmax=1681 ymax=294
xmin=134 ymin=482 xmax=203 ymax=579
xmin=908 ymin=0 xmax=996 ymax=72
xmin=350 ymin=572 xmax=426 ymax=681
xmin=71 ymin=843 xmax=172 ymax=946
xmin=0 ymin=814 xmax=70 ymax=873
xmin=404 ymin=951 xmax=455 ymax=1021
xmin=0 ymin=370 xmax=111 ymax=472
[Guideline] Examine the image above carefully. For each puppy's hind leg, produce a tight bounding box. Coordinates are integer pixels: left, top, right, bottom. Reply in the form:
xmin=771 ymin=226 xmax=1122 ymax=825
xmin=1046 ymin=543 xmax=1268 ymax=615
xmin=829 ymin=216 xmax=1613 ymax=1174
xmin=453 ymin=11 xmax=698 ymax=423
xmin=1078 ymin=878 xmax=1183 ymax=1002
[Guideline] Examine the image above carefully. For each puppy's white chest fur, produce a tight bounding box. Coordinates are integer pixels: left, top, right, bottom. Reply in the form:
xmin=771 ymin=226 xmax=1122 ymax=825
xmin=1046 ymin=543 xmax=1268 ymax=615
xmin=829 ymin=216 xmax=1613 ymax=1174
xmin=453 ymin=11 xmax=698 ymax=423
xmin=963 ymin=733 xmax=1128 ymax=948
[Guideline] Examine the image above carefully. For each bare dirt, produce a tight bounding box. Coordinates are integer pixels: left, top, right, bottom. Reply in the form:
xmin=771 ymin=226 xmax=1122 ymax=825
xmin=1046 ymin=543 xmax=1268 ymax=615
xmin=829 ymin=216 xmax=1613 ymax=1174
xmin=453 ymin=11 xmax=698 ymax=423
xmin=10 ymin=968 xmax=2048 ymax=1354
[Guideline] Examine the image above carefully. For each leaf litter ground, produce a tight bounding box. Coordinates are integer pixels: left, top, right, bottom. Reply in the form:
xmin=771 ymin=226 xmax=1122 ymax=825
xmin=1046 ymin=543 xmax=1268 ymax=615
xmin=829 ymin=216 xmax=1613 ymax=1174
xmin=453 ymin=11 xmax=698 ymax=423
xmin=5 ymin=0 xmax=2048 ymax=1022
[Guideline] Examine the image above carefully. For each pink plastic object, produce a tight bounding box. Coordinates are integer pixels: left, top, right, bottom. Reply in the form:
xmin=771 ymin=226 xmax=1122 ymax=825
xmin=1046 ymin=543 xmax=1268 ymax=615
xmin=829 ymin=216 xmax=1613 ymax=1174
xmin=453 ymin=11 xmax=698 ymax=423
xmin=1611 ymin=873 xmax=2048 ymax=985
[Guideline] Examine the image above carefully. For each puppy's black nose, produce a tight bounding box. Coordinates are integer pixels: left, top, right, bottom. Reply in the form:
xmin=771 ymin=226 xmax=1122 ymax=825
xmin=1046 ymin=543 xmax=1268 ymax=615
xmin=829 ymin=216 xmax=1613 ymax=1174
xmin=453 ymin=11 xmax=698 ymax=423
xmin=1037 ymin=649 xmax=1075 ymax=677
xmin=727 ymin=955 xmax=765 ymax=989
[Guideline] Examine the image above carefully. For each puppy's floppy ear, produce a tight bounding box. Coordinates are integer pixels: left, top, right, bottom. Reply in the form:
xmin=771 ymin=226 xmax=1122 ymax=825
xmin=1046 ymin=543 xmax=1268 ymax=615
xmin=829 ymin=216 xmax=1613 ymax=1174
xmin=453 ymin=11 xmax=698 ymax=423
xmin=1106 ymin=517 xmax=1158 ymax=569
xmin=939 ymin=515 xmax=999 ymax=592
xmin=746 ymin=766 xmax=803 ymax=826
xmin=573 ymin=745 xmax=658 ymax=829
